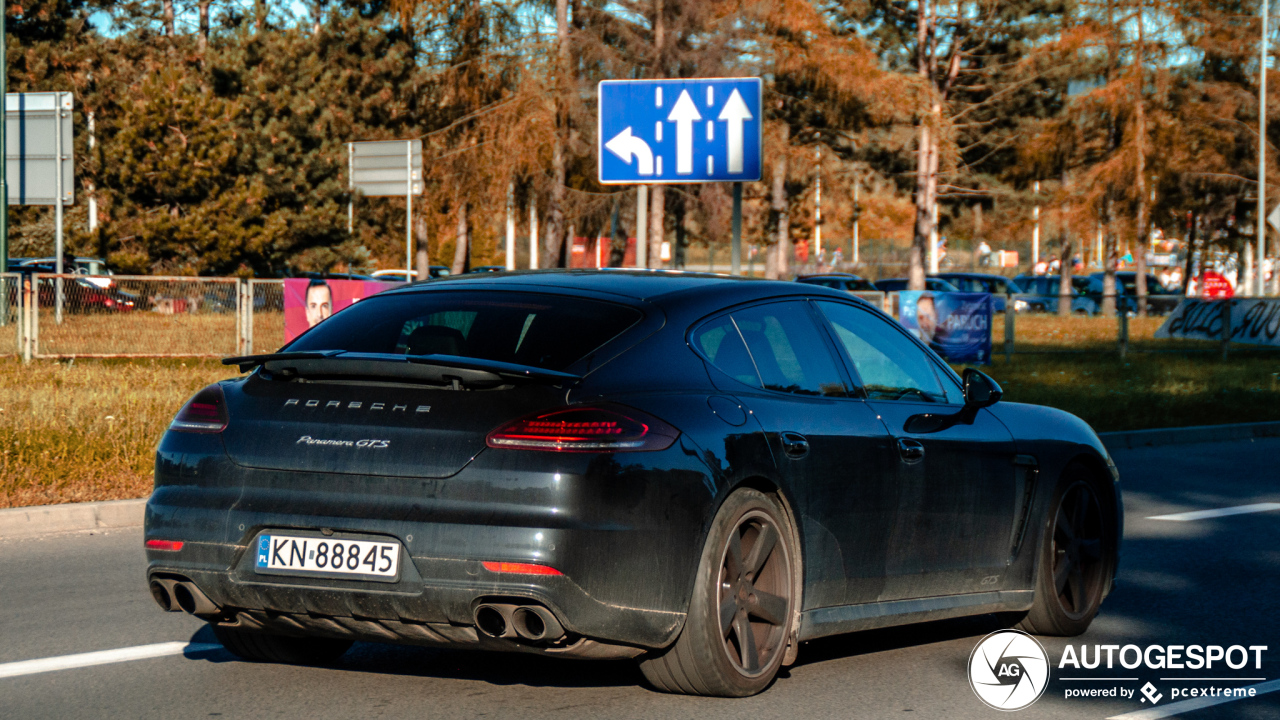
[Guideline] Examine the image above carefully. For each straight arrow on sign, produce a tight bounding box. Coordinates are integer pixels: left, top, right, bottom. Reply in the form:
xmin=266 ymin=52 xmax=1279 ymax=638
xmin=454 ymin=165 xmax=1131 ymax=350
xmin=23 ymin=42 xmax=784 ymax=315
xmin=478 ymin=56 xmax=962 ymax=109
xmin=718 ymin=89 xmax=753 ymax=174
xmin=668 ymin=90 xmax=702 ymax=175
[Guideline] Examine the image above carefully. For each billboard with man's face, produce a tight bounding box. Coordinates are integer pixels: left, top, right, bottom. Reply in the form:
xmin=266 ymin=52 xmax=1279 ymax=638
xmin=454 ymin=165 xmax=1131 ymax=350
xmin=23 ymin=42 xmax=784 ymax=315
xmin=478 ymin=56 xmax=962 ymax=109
xmin=898 ymin=291 xmax=993 ymax=364
xmin=283 ymin=278 xmax=403 ymax=344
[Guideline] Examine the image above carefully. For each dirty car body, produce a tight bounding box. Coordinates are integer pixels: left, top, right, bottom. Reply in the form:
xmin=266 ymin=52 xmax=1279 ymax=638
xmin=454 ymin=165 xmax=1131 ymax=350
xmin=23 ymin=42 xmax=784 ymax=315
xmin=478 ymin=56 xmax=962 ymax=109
xmin=145 ymin=271 xmax=1120 ymax=669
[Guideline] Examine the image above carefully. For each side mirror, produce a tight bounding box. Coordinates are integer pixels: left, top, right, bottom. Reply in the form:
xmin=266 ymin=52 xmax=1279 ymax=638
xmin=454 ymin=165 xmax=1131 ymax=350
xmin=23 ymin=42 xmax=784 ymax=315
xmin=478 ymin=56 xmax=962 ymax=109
xmin=962 ymin=368 xmax=1003 ymax=408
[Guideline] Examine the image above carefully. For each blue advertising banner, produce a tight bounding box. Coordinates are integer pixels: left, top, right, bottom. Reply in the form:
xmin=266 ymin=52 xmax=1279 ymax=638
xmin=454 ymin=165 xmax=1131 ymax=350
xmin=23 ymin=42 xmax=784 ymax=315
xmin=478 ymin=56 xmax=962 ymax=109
xmin=898 ymin=291 xmax=993 ymax=364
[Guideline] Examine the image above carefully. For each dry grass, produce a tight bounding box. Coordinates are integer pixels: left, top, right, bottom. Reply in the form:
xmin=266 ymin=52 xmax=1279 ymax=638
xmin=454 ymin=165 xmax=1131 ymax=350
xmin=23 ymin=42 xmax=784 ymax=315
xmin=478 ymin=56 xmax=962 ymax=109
xmin=1 ymin=318 xmax=1277 ymax=509
xmin=0 ymin=358 xmax=235 ymax=508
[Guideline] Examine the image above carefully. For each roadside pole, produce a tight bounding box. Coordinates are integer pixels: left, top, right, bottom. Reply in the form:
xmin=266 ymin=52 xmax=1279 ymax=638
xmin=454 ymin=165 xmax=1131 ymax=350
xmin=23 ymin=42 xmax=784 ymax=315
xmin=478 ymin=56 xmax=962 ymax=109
xmin=404 ymin=140 xmax=412 ymax=278
xmin=1032 ymin=181 xmax=1040 ymax=270
xmin=0 ymin=0 xmax=6 ymax=276
xmin=636 ymin=185 xmax=649 ymax=269
xmin=1259 ymin=0 xmax=1269 ymax=296
xmin=346 ymin=143 xmax=353 ymax=234
xmin=731 ymin=182 xmax=742 ymax=275
xmin=505 ymin=182 xmax=515 ymax=271
xmin=1117 ymin=309 xmax=1129 ymax=360
xmin=1004 ymin=301 xmax=1014 ymax=363
xmin=54 ymin=92 xmax=64 ymax=325
xmin=528 ymin=201 xmax=538 ymax=270
xmin=1221 ymin=299 xmax=1232 ymax=360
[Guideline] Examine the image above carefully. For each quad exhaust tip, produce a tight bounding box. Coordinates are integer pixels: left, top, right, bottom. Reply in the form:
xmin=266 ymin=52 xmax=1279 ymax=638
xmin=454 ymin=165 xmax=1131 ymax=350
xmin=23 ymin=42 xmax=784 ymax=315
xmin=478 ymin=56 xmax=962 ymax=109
xmin=474 ymin=602 xmax=565 ymax=643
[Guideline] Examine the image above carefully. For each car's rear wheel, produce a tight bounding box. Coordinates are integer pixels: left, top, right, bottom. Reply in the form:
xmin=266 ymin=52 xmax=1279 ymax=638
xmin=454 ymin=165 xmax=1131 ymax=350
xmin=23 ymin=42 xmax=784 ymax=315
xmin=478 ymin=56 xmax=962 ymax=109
xmin=1018 ymin=464 xmax=1115 ymax=636
xmin=639 ymin=488 xmax=796 ymax=697
xmin=212 ymin=624 xmax=353 ymax=665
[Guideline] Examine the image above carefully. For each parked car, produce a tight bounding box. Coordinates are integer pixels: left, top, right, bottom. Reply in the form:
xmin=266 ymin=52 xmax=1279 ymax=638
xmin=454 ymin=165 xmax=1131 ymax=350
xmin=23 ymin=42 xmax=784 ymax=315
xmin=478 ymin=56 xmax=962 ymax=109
xmin=12 ymin=258 xmax=139 ymax=313
xmin=467 ymin=265 xmax=506 ymax=274
xmin=372 ymin=267 xmax=452 ymax=282
xmin=148 ymin=271 xmax=1119 ymax=697
xmin=1089 ymin=272 xmax=1181 ymax=315
xmin=873 ymin=277 xmax=961 ymax=293
xmin=932 ymin=272 xmax=1027 ymax=313
xmin=289 ymin=271 xmax=379 ymax=282
xmin=1013 ymin=275 xmax=1112 ymax=315
xmin=795 ymin=273 xmax=878 ymax=292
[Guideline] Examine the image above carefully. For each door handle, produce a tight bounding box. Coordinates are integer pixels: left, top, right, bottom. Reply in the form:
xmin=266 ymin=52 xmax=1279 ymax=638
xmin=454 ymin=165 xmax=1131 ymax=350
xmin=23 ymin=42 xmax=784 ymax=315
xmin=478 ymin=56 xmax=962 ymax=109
xmin=781 ymin=432 xmax=810 ymax=459
xmin=897 ymin=438 xmax=925 ymax=463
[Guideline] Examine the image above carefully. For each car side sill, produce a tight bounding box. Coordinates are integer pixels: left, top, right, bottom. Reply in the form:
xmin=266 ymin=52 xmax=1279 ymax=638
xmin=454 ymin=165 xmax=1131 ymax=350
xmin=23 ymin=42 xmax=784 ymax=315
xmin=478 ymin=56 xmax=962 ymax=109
xmin=798 ymin=590 xmax=1035 ymax=642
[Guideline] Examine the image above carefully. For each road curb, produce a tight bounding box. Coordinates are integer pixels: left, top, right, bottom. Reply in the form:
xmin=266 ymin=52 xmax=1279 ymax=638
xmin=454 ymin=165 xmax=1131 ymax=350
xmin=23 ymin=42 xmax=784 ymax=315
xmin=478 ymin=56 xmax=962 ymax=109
xmin=1099 ymin=421 xmax=1280 ymax=451
xmin=0 ymin=498 xmax=145 ymax=539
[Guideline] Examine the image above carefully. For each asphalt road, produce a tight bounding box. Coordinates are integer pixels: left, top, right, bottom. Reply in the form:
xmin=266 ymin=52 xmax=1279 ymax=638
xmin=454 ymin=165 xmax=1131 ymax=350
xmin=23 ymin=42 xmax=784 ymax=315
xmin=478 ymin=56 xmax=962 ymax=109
xmin=2 ymin=437 xmax=1278 ymax=720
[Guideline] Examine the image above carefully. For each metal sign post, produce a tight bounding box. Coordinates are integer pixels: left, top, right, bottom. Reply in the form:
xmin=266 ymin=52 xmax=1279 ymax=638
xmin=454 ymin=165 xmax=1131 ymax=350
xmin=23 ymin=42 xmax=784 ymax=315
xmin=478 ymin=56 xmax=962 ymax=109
xmin=598 ymin=78 xmax=762 ymax=274
xmin=5 ymin=92 xmax=75 ymax=322
xmin=349 ymin=140 xmax=423 ymax=277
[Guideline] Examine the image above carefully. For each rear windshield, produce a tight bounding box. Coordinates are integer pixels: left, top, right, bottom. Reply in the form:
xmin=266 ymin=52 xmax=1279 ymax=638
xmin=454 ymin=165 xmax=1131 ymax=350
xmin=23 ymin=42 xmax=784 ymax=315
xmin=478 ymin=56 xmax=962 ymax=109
xmin=286 ymin=290 xmax=643 ymax=371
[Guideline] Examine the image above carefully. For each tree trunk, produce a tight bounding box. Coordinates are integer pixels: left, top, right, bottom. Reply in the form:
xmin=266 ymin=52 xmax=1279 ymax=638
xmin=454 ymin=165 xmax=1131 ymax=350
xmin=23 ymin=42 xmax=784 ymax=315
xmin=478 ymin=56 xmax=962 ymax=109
xmin=452 ymin=202 xmax=470 ymax=276
xmin=198 ymin=0 xmax=211 ymax=52
xmin=544 ymin=0 xmax=571 ymax=268
xmin=909 ymin=0 xmax=933 ymax=292
xmin=415 ymin=213 xmax=429 ymax=281
xmin=769 ymin=137 xmax=790 ymax=279
xmin=1182 ymin=210 xmax=1196 ymax=296
xmin=1102 ymin=198 xmax=1118 ymax=317
xmin=1133 ymin=2 xmax=1149 ymax=316
xmin=163 ymin=0 xmax=176 ymax=36
xmin=1057 ymin=215 xmax=1074 ymax=317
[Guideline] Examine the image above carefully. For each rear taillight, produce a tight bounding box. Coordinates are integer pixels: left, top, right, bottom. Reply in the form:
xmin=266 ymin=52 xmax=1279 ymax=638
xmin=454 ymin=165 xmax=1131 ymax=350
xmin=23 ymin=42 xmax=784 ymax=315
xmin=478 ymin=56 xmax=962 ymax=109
xmin=169 ymin=384 xmax=228 ymax=434
xmin=486 ymin=404 xmax=678 ymax=453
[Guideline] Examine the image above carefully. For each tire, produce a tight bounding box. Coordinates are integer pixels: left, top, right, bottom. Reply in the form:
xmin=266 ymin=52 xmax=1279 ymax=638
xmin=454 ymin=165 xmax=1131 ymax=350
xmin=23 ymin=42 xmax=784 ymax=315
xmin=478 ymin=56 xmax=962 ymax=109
xmin=1018 ymin=464 xmax=1116 ymax=636
xmin=638 ymin=488 xmax=797 ymax=697
xmin=212 ymin=624 xmax=353 ymax=665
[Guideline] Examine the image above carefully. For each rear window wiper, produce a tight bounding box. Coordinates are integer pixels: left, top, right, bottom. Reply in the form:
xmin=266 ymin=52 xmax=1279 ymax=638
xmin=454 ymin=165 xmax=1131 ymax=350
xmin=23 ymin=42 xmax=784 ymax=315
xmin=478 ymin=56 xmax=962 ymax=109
xmin=223 ymin=351 xmax=581 ymax=388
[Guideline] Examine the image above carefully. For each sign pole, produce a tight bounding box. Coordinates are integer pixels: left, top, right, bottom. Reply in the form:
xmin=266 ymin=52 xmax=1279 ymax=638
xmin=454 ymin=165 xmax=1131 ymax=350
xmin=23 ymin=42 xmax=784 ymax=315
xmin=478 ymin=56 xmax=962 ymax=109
xmin=1260 ymin=0 xmax=1270 ymax=296
xmin=636 ymin=185 xmax=649 ymax=268
xmin=731 ymin=181 xmax=742 ymax=275
xmin=54 ymin=93 xmax=64 ymax=325
xmin=347 ymin=142 xmax=353 ymax=235
xmin=405 ymin=140 xmax=412 ymax=278
xmin=0 ymin=1 xmax=7 ymax=275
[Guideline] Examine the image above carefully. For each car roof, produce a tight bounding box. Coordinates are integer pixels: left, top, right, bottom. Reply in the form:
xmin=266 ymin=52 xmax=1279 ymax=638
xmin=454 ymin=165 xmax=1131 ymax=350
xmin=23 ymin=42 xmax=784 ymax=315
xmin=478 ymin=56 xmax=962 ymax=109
xmin=376 ymin=268 xmax=856 ymax=308
xmin=797 ymin=273 xmax=863 ymax=280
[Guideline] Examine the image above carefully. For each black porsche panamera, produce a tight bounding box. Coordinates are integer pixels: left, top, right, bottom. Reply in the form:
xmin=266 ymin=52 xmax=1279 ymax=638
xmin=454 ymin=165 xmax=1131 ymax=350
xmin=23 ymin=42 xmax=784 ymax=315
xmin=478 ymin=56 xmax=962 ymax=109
xmin=145 ymin=270 xmax=1120 ymax=697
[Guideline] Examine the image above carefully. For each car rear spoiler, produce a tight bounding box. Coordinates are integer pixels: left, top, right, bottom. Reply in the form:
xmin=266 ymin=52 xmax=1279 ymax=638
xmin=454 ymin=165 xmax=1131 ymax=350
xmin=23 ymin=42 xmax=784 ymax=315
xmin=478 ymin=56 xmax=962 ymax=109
xmin=222 ymin=351 xmax=582 ymax=387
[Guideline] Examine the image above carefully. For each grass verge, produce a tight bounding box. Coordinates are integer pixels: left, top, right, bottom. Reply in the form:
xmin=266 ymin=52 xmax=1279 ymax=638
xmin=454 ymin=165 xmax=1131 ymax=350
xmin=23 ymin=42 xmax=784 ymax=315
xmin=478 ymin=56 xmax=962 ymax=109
xmin=1 ymin=345 xmax=1277 ymax=509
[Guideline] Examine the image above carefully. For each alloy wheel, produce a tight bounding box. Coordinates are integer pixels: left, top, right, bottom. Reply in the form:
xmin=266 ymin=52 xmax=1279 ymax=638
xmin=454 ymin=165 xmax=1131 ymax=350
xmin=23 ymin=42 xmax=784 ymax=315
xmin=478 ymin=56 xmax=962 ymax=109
xmin=717 ymin=510 xmax=791 ymax=677
xmin=1050 ymin=481 xmax=1106 ymax=619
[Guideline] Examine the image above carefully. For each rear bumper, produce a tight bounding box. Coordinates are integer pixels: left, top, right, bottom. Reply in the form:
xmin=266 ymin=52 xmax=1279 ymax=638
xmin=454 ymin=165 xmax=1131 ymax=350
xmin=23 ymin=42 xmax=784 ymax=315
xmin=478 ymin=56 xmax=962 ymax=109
xmin=146 ymin=435 xmax=720 ymax=652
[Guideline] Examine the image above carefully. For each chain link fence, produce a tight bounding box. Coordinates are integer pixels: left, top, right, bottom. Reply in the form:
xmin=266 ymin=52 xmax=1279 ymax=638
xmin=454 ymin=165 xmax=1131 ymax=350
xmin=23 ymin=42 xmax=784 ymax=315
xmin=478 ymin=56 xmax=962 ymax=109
xmin=1 ymin=274 xmax=19 ymax=357
xmin=26 ymin=274 xmax=241 ymax=358
xmin=2 ymin=273 xmax=1273 ymax=362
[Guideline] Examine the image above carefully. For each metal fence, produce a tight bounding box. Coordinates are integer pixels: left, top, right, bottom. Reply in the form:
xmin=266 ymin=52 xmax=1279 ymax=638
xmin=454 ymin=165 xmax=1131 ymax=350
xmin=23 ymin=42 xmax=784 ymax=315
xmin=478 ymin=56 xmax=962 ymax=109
xmin=2 ymin=274 xmax=1273 ymax=362
xmin=1 ymin=273 xmax=19 ymax=357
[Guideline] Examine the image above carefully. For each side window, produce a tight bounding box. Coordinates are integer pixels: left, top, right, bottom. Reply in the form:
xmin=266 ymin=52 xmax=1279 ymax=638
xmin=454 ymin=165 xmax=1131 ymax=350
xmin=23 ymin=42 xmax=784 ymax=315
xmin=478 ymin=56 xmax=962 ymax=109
xmin=692 ymin=316 xmax=762 ymax=389
xmin=814 ymin=301 xmax=950 ymax=403
xmin=729 ymin=302 xmax=848 ymax=397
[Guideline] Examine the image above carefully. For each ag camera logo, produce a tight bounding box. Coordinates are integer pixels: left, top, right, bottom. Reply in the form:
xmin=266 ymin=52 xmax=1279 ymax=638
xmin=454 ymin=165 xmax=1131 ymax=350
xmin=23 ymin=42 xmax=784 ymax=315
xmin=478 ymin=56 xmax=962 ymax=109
xmin=969 ymin=630 xmax=1050 ymax=711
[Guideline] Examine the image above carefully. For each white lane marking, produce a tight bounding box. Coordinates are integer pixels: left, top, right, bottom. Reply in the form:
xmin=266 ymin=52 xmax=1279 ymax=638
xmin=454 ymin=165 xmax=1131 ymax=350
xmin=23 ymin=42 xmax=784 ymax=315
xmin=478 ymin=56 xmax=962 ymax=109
xmin=0 ymin=642 xmax=221 ymax=680
xmin=1106 ymin=678 xmax=1279 ymax=719
xmin=1147 ymin=503 xmax=1280 ymax=522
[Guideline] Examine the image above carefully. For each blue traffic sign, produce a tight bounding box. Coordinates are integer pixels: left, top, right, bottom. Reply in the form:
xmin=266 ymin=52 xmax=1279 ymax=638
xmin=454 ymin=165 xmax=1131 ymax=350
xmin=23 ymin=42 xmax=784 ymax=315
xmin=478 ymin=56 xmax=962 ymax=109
xmin=597 ymin=78 xmax=762 ymax=185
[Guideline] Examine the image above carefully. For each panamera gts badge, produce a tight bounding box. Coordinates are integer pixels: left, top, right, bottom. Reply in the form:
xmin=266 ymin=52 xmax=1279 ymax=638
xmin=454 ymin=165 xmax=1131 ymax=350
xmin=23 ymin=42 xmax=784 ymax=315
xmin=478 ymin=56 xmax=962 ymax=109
xmin=296 ymin=436 xmax=390 ymax=449
xmin=284 ymin=399 xmax=431 ymax=413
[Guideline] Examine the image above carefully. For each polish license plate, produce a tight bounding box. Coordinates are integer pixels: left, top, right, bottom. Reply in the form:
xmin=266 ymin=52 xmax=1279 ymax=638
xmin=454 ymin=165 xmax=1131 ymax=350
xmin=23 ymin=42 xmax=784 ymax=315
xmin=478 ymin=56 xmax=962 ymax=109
xmin=254 ymin=534 xmax=400 ymax=581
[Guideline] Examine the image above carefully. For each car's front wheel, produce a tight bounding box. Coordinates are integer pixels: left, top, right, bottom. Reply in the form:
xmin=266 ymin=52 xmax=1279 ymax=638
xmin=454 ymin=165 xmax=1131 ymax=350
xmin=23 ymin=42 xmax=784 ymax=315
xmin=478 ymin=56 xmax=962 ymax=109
xmin=639 ymin=487 xmax=796 ymax=697
xmin=212 ymin=624 xmax=353 ymax=665
xmin=1019 ymin=464 xmax=1116 ymax=636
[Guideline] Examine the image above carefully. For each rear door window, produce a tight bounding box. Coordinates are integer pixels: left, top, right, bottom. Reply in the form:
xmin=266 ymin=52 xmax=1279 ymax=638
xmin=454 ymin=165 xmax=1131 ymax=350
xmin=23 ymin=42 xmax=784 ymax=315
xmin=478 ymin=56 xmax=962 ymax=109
xmin=693 ymin=302 xmax=849 ymax=397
